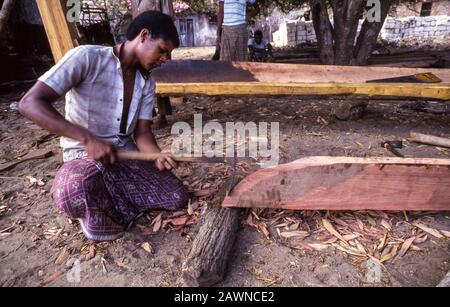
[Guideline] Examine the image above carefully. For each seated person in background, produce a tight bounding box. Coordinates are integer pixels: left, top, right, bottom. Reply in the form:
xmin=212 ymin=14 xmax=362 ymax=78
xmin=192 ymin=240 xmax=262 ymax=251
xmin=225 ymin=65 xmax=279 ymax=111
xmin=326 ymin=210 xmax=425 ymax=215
xmin=248 ymin=30 xmax=273 ymax=62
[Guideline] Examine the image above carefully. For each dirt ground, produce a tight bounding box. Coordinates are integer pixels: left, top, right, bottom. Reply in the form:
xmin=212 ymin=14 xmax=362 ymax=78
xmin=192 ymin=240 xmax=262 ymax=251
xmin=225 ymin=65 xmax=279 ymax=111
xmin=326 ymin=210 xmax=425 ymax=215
xmin=0 ymin=47 xmax=449 ymax=287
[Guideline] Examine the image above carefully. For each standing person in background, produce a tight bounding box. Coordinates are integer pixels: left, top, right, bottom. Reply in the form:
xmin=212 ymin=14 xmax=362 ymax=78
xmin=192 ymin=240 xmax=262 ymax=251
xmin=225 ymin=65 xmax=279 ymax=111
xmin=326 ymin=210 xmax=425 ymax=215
xmin=132 ymin=0 xmax=175 ymax=128
xmin=217 ymin=0 xmax=259 ymax=61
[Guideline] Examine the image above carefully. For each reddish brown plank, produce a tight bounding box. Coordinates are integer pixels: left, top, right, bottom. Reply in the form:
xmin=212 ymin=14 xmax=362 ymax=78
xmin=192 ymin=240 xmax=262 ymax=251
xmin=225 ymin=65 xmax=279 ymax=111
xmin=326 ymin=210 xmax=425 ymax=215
xmin=222 ymin=157 xmax=450 ymax=211
xmin=152 ymin=60 xmax=450 ymax=84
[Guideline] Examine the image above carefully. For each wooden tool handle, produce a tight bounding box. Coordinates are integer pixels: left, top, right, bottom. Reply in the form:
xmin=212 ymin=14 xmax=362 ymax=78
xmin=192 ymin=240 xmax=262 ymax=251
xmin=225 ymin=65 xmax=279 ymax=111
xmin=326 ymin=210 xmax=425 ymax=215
xmin=117 ymin=150 xmax=197 ymax=162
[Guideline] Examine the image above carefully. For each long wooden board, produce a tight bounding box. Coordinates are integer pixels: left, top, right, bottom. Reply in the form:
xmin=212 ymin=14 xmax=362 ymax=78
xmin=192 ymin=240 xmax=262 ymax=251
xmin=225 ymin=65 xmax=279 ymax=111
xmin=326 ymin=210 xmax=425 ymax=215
xmin=152 ymin=60 xmax=450 ymax=100
xmin=222 ymin=157 xmax=450 ymax=211
xmin=156 ymin=82 xmax=449 ymax=100
xmin=152 ymin=60 xmax=450 ymax=83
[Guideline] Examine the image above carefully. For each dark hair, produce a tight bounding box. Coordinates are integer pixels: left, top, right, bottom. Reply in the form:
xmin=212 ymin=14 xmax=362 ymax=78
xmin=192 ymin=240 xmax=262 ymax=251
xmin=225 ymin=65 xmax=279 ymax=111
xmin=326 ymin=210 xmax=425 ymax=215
xmin=126 ymin=11 xmax=180 ymax=48
xmin=254 ymin=30 xmax=263 ymax=36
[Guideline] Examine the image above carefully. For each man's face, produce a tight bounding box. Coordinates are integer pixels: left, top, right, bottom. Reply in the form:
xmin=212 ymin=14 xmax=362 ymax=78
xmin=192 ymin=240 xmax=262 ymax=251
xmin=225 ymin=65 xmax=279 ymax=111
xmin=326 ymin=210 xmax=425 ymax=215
xmin=255 ymin=33 xmax=262 ymax=44
xmin=136 ymin=30 xmax=174 ymax=71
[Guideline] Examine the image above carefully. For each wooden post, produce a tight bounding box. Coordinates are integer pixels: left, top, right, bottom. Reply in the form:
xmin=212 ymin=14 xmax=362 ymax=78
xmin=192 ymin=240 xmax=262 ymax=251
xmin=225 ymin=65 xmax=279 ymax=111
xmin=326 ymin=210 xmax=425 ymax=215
xmin=36 ymin=0 xmax=80 ymax=63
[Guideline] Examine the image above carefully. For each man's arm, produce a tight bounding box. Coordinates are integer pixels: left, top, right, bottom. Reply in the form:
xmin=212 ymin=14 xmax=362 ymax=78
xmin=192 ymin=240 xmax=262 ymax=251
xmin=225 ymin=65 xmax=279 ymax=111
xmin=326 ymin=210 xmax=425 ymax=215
xmin=19 ymin=81 xmax=115 ymax=164
xmin=134 ymin=119 xmax=177 ymax=171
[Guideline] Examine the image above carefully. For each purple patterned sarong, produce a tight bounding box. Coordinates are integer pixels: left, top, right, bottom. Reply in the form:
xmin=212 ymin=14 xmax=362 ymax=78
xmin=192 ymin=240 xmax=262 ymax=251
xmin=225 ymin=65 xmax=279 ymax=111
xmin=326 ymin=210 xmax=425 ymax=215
xmin=51 ymin=158 xmax=189 ymax=241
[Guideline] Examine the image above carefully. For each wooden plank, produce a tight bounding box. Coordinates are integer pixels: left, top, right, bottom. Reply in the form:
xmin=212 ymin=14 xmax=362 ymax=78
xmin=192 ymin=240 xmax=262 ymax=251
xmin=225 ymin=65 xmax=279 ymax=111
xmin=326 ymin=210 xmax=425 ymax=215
xmin=156 ymin=82 xmax=450 ymax=100
xmin=152 ymin=60 xmax=450 ymax=83
xmin=36 ymin=0 xmax=79 ymax=62
xmin=222 ymin=157 xmax=450 ymax=211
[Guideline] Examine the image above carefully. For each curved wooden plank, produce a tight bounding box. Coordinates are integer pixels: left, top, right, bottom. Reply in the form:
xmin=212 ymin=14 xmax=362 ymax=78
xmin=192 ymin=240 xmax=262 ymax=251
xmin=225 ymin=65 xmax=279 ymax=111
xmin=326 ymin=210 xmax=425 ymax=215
xmin=156 ymin=82 xmax=450 ymax=100
xmin=222 ymin=157 xmax=450 ymax=211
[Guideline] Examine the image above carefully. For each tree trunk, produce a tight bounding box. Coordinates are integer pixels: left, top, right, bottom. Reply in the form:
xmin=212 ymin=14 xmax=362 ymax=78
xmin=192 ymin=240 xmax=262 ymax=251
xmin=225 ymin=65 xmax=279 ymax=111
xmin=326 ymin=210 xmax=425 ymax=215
xmin=0 ymin=0 xmax=16 ymax=36
xmin=181 ymin=176 xmax=244 ymax=287
xmin=331 ymin=0 xmax=364 ymax=65
xmin=352 ymin=0 xmax=392 ymax=65
xmin=310 ymin=0 xmax=334 ymax=64
xmin=131 ymin=0 xmax=174 ymax=19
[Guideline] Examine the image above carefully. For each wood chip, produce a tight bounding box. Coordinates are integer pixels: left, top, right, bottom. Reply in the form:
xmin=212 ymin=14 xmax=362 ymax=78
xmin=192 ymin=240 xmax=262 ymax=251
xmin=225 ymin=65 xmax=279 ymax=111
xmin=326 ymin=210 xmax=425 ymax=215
xmin=412 ymin=221 xmax=444 ymax=238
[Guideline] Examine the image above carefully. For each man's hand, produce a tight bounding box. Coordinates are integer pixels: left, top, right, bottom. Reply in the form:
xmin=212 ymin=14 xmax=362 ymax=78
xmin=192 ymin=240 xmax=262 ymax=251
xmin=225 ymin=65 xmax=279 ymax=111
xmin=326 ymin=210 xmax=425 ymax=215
xmin=84 ymin=135 xmax=116 ymax=165
xmin=155 ymin=154 xmax=178 ymax=171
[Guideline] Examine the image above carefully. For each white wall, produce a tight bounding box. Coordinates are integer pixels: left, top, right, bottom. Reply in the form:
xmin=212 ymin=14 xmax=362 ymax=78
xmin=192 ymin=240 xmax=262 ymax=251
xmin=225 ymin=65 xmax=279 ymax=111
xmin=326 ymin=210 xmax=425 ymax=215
xmin=273 ymin=15 xmax=450 ymax=48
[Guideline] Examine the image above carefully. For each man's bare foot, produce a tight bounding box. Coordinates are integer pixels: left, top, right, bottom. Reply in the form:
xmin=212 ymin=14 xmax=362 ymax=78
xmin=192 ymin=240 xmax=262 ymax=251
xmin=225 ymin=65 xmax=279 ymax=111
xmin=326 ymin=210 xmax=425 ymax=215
xmin=153 ymin=115 xmax=169 ymax=129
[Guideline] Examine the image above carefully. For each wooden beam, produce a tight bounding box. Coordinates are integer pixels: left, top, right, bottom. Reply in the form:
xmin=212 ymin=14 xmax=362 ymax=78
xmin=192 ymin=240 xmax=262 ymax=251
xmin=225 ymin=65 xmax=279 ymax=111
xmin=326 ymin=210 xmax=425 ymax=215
xmin=36 ymin=0 xmax=79 ymax=62
xmin=152 ymin=60 xmax=450 ymax=83
xmin=153 ymin=61 xmax=450 ymax=99
xmin=222 ymin=157 xmax=450 ymax=211
xmin=156 ymin=82 xmax=450 ymax=100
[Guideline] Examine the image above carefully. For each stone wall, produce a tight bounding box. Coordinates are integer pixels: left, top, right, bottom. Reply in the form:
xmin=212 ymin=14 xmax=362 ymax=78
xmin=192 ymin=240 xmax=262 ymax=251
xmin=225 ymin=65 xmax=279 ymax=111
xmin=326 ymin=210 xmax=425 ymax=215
xmin=274 ymin=15 xmax=450 ymax=48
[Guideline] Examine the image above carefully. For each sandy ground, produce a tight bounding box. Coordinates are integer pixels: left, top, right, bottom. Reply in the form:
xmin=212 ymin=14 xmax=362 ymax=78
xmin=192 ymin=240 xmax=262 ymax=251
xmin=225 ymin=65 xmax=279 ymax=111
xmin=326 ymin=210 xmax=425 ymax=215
xmin=0 ymin=47 xmax=449 ymax=287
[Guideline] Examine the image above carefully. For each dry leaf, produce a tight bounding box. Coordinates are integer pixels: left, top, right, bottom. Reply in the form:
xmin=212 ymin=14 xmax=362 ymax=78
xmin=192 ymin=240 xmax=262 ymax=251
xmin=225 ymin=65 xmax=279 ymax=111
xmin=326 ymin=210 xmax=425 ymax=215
xmin=380 ymin=219 xmax=391 ymax=231
xmin=413 ymin=234 xmax=428 ymax=244
xmin=55 ymin=246 xmax=70 ymax=265
xmin=342 ymin=234 xmax=360 ymax=241
xmin=187 ymin=200 xmax=194 ymax=216
xmin=141 ymin=242 xmax=154 ymax=254
xmin=377 ymin=233 xmax=387 ymax=251
xmin=85 ymin=245 xmax=95 ymax=261
xmin=279 ymin=231 xmax=309 ymax=239
xmin=322 ymin=219 xmax=347 ymax=244
xmin=322 ymin=237 xmax=338 ymax=244
xmin=258 ymin=222 xmax=270 ymax=239
xmin=440 ymin=230 xmax=450 ymax=238
xmin=398 ymin=237 xmax=415 ymax=258
xmin=412 ymin=221 xmax=444 ymax=238
xmin=170 ymin=216 xmax=189 ymax=226
xmin=380 ymin=244 xmax=399 ymax=263
xmin=308 ymin=243 xmax=329 ymax=251
xmin=152 ymin=213 xmax=163 ymax=233
xmin=40 ymin=271 xmax=65 ymax=286
xmin=334 ymin=244 xmax=366 ymax=257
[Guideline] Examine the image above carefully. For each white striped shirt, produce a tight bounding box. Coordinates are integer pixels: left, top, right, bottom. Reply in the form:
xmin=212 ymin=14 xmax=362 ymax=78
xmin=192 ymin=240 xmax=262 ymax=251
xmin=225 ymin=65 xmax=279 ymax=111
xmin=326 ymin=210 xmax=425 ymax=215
xmin=39 ymin=45 xmax=156 ymax=162
xmin=220 ymin=0 xmax=256 ymax=26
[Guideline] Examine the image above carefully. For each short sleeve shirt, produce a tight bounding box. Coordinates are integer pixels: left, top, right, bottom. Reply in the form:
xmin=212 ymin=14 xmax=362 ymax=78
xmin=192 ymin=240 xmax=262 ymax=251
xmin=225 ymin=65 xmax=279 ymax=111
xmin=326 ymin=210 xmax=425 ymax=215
xmin=38 ymin=45 xmax=156 ymax=162
xmin=220 ymin=0 xmax=257 ymax=26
